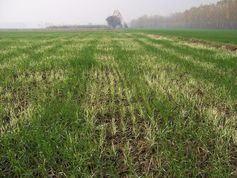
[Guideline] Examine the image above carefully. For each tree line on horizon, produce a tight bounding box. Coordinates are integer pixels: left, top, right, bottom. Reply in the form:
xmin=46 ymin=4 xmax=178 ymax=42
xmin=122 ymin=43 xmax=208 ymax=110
xmin=130 ymin=0 xmax=237 ymax=29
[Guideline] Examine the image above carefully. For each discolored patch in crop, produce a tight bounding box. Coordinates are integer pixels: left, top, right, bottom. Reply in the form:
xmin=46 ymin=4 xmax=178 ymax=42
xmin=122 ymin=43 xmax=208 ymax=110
xmin=13 ymin=69 xmax=67 ymax=83
xmin=0 ymin=86 xmax=33 ymax=133
xmin=83 ymin=63 xmax=159 ymax=176
xmin=147 ymin=33 xmax=237 ymax=52
xmin=0 ymin=68 xmax=68 ymax=133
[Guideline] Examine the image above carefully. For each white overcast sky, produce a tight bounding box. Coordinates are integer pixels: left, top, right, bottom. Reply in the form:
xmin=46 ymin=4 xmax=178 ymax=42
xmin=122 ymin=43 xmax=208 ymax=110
xmin=0 ymin=0 xmax=219 ymax=28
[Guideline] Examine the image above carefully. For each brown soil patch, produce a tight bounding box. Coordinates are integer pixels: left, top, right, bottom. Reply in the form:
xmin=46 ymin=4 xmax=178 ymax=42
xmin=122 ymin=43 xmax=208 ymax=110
xmin=150 ymin=34 xmax=237 ymax=52
xmin=189 ymin=39 xmax=237 ymax=52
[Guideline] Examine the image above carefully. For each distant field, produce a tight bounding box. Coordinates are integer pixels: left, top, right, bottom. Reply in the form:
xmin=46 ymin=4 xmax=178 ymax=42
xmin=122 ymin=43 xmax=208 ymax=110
xmin=136 ymin=29 xmax=237 ymax=45
xmin=0 ymin=31 xmax=236 ymax=177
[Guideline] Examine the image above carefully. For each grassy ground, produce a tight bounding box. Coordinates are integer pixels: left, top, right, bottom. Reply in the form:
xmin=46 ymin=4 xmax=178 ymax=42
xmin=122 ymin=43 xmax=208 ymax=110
xmin=0 ymin=31 xmax=236 ymax=177
xmin=135 ymin=29 xmax=237 ymax=45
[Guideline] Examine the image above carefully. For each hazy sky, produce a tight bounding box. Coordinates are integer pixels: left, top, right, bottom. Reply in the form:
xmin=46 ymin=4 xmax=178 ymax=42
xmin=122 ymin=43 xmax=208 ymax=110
xmin=0 ymin=0 xmax=219 ymax=28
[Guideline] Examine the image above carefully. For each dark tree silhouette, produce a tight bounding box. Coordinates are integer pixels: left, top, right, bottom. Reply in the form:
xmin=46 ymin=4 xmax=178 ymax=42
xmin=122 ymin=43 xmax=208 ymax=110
xmin=106 ymin=16 xmax=122 ymax=28
xmin=106 ymin=10 xmax=125 ymax=28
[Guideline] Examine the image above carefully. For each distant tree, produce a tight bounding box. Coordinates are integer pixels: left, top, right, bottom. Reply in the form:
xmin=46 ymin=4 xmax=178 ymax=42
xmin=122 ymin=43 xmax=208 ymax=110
xmin=106 ymin=16 xmax=122 ymax=28
xmin=130 ymin=0 xmax=237 ymax=29
xmin=106 ymin=10 xmax=124 ymax=28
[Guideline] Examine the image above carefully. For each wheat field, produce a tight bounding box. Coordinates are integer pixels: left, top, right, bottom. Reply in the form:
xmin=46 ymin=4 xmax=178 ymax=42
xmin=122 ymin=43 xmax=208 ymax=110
xmin=0 ymin=31 xmax=237 ymax=177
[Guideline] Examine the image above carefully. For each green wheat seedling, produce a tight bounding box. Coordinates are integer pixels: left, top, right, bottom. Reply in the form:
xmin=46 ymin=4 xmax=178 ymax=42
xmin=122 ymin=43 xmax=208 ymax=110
xmin=0 ymin=30 xmax=236 ymax=177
